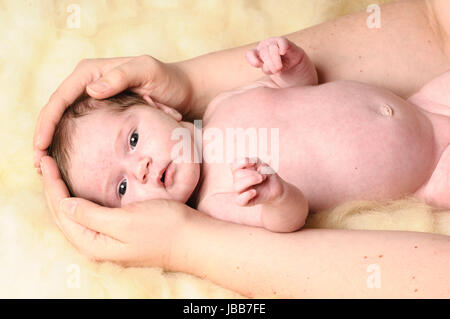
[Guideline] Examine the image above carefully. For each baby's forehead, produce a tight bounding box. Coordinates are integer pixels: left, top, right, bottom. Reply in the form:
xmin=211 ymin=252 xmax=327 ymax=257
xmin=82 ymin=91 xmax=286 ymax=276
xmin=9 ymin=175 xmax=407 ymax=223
xmin=67 ymin=111 xmax=122 ymax=197
xmin=75 ymin=106 xmax=129 ymax=131
xmin=71 ymin=109 xmax=124 ymax=157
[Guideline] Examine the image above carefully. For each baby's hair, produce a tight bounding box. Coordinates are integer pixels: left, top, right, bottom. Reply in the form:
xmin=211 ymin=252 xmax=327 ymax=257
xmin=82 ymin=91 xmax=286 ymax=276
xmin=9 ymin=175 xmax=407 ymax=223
xmin=47 ymin=91 xmax=147 ymax=196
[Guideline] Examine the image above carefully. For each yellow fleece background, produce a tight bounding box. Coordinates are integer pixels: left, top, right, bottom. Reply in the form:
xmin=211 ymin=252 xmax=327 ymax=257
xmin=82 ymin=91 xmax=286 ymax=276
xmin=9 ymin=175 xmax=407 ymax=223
xmin=1 ymin=0 xmax=448 ymax=298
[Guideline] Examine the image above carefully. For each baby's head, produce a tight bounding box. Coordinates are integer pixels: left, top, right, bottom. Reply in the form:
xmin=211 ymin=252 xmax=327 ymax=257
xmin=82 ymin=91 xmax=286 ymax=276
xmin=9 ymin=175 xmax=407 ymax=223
xmin=48 ymin=92 xmax=200 ymax=208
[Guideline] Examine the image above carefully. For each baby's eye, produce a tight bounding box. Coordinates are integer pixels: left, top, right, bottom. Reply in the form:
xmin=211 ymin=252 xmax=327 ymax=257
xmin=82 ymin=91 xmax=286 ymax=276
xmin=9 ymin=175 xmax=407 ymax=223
xmin=130 ymin=131 xmax=139 ymax=149
xmin=118 ymin=179 xmax=127 ymax=197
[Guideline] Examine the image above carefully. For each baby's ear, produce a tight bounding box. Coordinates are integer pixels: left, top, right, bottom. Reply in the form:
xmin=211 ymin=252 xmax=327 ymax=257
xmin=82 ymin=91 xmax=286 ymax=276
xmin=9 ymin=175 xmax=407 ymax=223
xmin=143 ymin=95 xmax=182 ymax=122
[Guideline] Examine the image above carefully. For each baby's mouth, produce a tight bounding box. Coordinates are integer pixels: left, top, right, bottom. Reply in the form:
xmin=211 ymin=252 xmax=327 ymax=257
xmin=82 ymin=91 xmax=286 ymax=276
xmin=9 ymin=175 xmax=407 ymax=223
xmin=157 ymin=161 xmax=171 ymax=187
xmin=160 ymin=161 xmax=174 ymax=188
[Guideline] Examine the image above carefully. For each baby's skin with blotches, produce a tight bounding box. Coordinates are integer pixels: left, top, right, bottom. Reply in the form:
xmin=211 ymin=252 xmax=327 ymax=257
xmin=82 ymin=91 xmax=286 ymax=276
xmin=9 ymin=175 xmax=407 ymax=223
xmin=66 ymin=37 xmax=450 ymax=232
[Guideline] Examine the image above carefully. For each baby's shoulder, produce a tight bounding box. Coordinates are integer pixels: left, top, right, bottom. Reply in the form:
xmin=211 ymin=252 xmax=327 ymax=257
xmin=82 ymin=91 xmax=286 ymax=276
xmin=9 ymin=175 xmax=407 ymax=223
xmin=203 ymin=81 xmax=277 ymax=124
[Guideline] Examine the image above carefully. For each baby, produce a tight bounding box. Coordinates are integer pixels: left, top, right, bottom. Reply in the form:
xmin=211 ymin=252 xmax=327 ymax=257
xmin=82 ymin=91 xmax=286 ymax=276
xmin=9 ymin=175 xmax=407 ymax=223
xmin=49 ymin=36 xmax=450 ymax=232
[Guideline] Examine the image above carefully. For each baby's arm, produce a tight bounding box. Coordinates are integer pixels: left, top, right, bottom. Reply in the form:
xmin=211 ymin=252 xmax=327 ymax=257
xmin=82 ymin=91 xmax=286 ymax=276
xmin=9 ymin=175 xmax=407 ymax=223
xmin=198 ymin=158 xmax=308 ymax=232
xmin=246 ymin=37 xmax=318 ymax=88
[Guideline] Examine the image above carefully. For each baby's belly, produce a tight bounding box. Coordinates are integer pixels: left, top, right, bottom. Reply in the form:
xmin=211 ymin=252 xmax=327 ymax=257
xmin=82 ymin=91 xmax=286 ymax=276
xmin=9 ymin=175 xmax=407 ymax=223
xmin=208 ymin=81 xmax=436 ymax=212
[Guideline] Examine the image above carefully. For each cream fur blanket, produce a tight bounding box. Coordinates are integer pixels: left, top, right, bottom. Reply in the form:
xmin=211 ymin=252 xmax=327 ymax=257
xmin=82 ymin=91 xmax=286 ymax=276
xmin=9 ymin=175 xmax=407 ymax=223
xmin=1 ymin=0 xmax=448 ymax=298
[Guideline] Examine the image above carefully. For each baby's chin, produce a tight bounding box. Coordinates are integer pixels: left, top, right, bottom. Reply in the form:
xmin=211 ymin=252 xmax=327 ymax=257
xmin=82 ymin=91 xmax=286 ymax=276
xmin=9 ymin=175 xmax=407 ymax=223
xmin=170 ymin=162 xmax=201 ymax=203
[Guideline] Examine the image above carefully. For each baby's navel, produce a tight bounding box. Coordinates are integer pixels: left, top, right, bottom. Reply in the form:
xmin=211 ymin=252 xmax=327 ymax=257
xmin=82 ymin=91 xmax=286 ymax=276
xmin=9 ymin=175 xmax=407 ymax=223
xmin=379 ymin=104 xmax=394 ymax=117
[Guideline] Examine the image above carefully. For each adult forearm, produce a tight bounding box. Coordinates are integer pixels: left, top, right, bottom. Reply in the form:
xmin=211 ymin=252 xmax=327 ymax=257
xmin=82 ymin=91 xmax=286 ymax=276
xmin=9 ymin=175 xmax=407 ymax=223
xmin=178 ymin=0 xmax=449 ymax=119
xmin=287 ymin=0 xmax=447 ymax=97
xmin=172 ymin=208 xmax=450 ymax=298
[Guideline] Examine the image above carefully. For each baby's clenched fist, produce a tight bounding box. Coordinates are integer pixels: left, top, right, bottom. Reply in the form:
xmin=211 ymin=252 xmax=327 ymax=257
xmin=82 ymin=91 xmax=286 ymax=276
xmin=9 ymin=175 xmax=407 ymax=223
xmin=230 ymin=157 xmax=284 ymax=206
xmin=245 ymin=36 xmax=304 ymax=75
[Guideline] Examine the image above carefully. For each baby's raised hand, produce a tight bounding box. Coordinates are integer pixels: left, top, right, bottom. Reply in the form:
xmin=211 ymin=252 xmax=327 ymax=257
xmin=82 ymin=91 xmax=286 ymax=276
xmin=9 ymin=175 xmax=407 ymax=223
xmin=246 ymin=37 xmax=304 ymax=75
xmin=230 ymin=157 xmax=284 ymax=206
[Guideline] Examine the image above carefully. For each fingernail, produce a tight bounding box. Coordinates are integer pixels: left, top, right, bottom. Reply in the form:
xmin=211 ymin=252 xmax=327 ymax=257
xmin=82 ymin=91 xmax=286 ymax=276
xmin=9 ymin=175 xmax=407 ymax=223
xmin=36 ymin=135 xmax=43 ymax=149
xmin=87 ymin=80 xmax=109 ymax=93
xmin=60 ymin=199 xmax=77 ymax=215
xmin=40 ymin=159 xmax=45 ymax=175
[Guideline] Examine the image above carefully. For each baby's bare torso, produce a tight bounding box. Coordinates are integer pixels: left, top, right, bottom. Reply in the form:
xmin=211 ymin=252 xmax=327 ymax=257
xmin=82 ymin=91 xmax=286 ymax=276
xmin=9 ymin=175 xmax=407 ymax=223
xmin=198 ymin=80 xmax=437 ymax=212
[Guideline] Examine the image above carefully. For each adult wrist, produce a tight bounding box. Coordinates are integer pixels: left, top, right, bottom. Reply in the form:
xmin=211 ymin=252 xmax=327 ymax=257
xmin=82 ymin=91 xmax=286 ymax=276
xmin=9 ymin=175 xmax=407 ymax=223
xmin=170 ymin=60 xmax=196 ymax=117
xmin=163 ymin=201 xmax=198 ymax=272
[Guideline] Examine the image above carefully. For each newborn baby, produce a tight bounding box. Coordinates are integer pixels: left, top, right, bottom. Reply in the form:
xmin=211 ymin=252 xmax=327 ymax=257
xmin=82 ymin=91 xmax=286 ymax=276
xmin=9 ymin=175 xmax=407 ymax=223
xmin=49 ymin=36 xmax=450 ymax=232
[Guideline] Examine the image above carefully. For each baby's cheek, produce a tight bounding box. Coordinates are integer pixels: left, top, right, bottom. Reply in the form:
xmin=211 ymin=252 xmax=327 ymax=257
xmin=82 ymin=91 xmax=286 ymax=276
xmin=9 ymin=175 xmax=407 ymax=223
xmin=69 ymin=168 xmax=103 ymax=202
xmin=175 ymin=165 xmax=200 ymax=202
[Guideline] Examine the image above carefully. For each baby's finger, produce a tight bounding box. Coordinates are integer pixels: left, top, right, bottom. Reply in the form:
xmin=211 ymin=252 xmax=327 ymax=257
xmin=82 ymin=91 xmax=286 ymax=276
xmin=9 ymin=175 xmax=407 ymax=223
xmin=257 ymin=163 xmax=277 ymax=175
xmin=268 ymin=44 xmax=283 ymax=73
xmin=258 ymin=47 xmax=274 ymax=75
xmin=230 ymin=157 xmax=257 ymax=173
xmin=233 ymin=169 xmax=266 ymax=193
xmin=276 ymin=37 xmax=289 ymax=55
xmin=236 ymin=189 xmax=257 ymax=206
xmin=245 ymin=49 xmax=263 ymax=68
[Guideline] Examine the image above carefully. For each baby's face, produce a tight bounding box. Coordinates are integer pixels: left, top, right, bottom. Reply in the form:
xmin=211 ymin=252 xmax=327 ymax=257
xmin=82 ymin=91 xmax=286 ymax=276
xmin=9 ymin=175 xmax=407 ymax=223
xmin=68 ymin=104 xmax=200 ymax=207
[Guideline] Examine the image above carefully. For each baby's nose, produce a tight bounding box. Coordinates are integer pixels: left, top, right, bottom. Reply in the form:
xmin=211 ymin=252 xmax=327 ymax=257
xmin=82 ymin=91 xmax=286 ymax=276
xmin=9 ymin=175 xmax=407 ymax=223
xmin=135 ymin=157 xmax=151 ymax=183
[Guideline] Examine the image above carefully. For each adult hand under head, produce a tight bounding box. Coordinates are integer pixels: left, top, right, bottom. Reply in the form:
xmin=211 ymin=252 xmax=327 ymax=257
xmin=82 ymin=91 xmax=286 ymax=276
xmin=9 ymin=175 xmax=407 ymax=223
xmin=40 ymin=155 xmax=188 ymax=268
xmin=33 ymin=55 xmax=192 ymax=174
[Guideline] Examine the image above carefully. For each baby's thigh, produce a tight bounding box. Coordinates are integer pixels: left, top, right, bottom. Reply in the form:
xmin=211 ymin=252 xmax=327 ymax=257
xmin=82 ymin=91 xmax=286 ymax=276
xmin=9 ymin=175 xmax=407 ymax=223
xmin=409 ymin=70 xmax=450 ymax=113
xmin=414 ymin=145 xmax=450 ymax=209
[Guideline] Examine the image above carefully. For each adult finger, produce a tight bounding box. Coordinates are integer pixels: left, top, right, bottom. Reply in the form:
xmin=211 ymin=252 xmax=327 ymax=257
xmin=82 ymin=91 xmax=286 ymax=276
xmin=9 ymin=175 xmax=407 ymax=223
xmin=34 ymin=148 xmax=47 ymax=173
xmin=40 ymin=156 xmax=124 ymax=239
xmin=41 ymin=156 xmax=130 ymax=260
xmin=41 ymin=156 xmax=71 ymax=229
xmin=59 ymin=197 xmax=131 ymax=241
xmin=57 ymin=201 xmax=129 ymax=262
xmin=33 ymin=57 xmax=132 ymax=157
xmin=86 ymin=55 xmax=161 ymax=100
xmin=34 ymin=68 xmax=93 ymax=155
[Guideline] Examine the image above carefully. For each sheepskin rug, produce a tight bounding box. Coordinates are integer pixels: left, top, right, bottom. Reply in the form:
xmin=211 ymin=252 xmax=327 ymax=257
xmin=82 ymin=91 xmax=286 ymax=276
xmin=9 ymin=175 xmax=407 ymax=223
xmin=1 ymin=0 xmax=448 ymax=298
